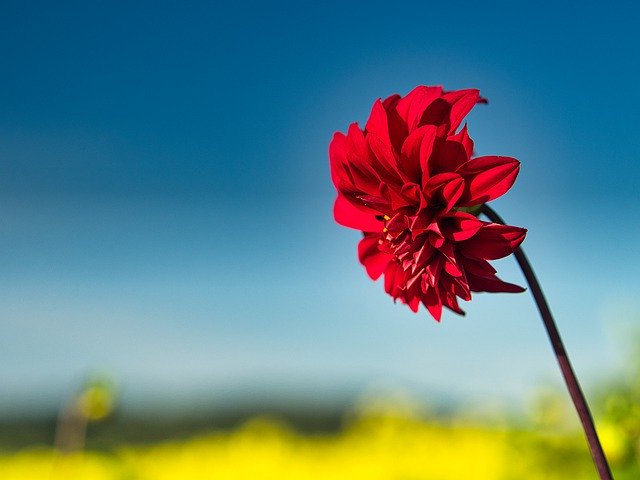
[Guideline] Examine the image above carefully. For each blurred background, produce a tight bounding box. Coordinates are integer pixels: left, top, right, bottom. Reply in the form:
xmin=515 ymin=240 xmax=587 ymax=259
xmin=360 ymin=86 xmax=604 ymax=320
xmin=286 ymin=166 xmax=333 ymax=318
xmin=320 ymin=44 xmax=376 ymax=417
xmin=1 ymin=1 xmax=639 ymax=478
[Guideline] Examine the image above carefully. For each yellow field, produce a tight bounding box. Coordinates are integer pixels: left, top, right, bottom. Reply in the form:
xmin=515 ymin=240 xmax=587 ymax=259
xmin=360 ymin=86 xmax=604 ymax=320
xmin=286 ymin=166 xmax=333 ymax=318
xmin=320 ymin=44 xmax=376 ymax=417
xmin=1 ymin=403 xmax=635 ymax=480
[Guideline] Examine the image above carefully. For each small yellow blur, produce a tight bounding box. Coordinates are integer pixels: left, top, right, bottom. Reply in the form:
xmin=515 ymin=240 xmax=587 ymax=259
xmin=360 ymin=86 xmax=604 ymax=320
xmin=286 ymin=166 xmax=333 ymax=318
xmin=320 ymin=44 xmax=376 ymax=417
xmin=77 ymin=384 xmax=114 ymax=422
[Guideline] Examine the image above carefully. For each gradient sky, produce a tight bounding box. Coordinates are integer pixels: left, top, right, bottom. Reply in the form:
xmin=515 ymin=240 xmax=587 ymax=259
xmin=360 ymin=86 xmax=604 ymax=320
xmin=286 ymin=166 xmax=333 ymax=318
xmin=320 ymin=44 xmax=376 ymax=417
xmin=1 ymin=1 xmax=639 ymax=415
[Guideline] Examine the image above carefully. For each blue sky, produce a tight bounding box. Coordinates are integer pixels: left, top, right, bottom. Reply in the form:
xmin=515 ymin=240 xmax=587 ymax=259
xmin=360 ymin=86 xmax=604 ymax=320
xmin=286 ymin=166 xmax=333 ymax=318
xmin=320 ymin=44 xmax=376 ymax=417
xmin=1 ymin=1 xmax=639 ymax=414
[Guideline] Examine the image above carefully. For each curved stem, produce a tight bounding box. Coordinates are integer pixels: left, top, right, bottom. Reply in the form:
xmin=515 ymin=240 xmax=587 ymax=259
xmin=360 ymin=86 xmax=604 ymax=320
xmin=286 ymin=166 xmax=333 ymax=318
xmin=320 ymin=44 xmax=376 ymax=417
xmin=481 ymin=204 xmax=613 ymax=480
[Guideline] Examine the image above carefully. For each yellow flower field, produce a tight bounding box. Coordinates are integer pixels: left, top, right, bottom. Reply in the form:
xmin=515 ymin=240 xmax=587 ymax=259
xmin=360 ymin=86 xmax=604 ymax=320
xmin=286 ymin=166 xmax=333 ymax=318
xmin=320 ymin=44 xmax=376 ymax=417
xmin=1 ymin=403 xmax=636 ymax=480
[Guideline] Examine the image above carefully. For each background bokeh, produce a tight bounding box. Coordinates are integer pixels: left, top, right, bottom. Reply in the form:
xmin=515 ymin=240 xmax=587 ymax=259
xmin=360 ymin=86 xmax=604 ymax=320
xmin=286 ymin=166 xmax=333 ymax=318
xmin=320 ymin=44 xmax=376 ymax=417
xmin=1 ymin=1 xmax=639 ymax=477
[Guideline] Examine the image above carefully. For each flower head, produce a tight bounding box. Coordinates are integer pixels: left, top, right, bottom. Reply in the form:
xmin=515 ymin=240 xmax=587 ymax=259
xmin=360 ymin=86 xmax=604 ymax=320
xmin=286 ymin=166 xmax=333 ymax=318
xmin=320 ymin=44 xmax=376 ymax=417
xmin=330 ymin=86 xmax=527 ymax=321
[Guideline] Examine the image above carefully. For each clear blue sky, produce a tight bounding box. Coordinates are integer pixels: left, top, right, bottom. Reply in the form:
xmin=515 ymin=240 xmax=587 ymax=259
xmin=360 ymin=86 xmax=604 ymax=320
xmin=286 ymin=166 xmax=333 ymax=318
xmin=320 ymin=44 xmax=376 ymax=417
xmin=1 ymin=1 xmax=639 ymax=414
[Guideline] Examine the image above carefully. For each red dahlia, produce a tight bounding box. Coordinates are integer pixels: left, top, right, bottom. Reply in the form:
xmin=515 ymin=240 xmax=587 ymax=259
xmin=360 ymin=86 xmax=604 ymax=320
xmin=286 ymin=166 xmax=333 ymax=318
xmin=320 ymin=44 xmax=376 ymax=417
xmin=329 ymin=86 xmax=527 ymax=321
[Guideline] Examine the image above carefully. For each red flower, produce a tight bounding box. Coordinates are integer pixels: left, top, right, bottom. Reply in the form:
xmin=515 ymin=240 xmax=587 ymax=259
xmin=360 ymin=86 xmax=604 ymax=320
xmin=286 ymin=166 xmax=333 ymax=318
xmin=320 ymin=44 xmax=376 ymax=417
xmin=329 ymin=86 xmax=527 ymax=321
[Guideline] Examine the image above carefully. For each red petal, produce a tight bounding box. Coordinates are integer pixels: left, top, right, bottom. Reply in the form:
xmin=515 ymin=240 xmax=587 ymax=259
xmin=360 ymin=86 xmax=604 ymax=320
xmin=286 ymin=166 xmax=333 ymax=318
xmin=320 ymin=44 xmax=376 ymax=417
xmin=384 ymin=261 xmax=400 ymax=297
xmin=423 ymin=254 xmax=443 ymax=287
xmin=442 ymin=89 xmax=483 ymax=133
xmin=400 ymin=124 xmax=437 ymax=182
xmin=329 ymin=131 xmax=348 ymax=188
xmin=459 ymin=255 xmax=497 ymax=276
xmin=444 ymin=260 xmax=463 ymax=277
xmin=346 ymin=123 xmax=370 ymax=162
xmin=380 ymin=182 xmax=416 ymax=210
xmin=419 ymin=98 xmax=451 ymax=129
xmin=365 ymin=99 xmax=391 ymax=145
xmin=407 ymin=295 xmax=421 ymax=313
xmin=451 ymin=275 xmax=471 ymax=301
xmin=438 ymin=242 xmax=464 ymax=279
xmin=457 ymin=156 xmax=520 ymax=206
xmin=334 ymin=194 xmax=383 ymax=232
xmin=429 ymin=137 xmax=470 ymax=175
xmin=409 ymin=210 xmax=434 ymax=236
xmin=400 ymin=183 xmax=421 ymax=204
xmin=441 ymin=212 xmax=483 ymax=241
xmin=358 ymin=234 xmax=393 ymax=280
xmin=412 ymin=242 xmax=435 ymax=271
xmin=422 ymin=286 xmax=442 ymax=321
xmin=385 ymin=212 xmax=409 ymax=232
xmin=460 ymin=223 xmax=527 ymax=260
xmin=467 ymin=273 xmax=525 ymax=293
xmin=382 ymin=94 xmax=408 ymax=153
xmin=345 ymin=190 xmax=391 ymax=214
xmin=395 ymin=86 xmax=443 ymax=132
xmin=343 ymin=160 xmax=380 ymax=195
xmin=419 ymin=127 xmax=438 ymax=180
xmin=424 ymin=172 xmax=465 ymax=212
xmin=442 ymin=291 xmax=465 ymax=315
xmin=367 ymin=134 xmax=404 ymax=182
xmin=448 ymin=124 xmax=474 ymax=159
xmin=442 ymin=178 xmax=465 ymax=212
xmin=382 ymin=94 xmax=401 ymax=109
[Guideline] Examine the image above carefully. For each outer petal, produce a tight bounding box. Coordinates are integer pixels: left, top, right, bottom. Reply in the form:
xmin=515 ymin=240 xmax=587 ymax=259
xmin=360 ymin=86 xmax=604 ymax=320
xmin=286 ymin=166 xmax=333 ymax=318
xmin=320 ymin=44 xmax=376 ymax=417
xmin=421 ymin=286 xmax=442 ymax=321
xmin=459 ymin=223 xmax=527 ymax=260
xmin=343 ymin=160 xmax=380 ymax=195
xmin=346 ymin=123 xmax=370 ymax=163
xmin=459 ymin=255 xmax=497 ymax=276
xmin=467 ymin=273 xmax=525 ymax=293
xmin=440 ymin=211 xmax=483 ymax=241
xmin=383 ymin=261 xmax=398 ymax=297
xmin=442 ymin=89 xmax=483 ymax=133
xmin=334 ymin=194 xmax=383 ymax=232
xmin=367 ymin=134 xmax=405 ymax=182
xmin=329 ymin=131 xmax=349 ymax=188
xmin=405 ymin=294 xmax=421 ymax=313
xmin=442 ymin=290 xmax=465 ymax=315
xmin=382 ymin=94 xmax=401 ymax=109
xmin=382 ymin=94 xmax=408 ymax=153
xmin=395 ymin=86 xmax=443 ymax=132
xmin=417 ymin=89 xmax=486 ymax=135
xmin=358 ymin=234 xmax=394 ymax=280
xmin=365 ymin=99 xmax=391 ymax=145
xmin=448 ymin=124 xmax=474 ymax=160
xmin=457 ymin=156 xmax=520 ymax=206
